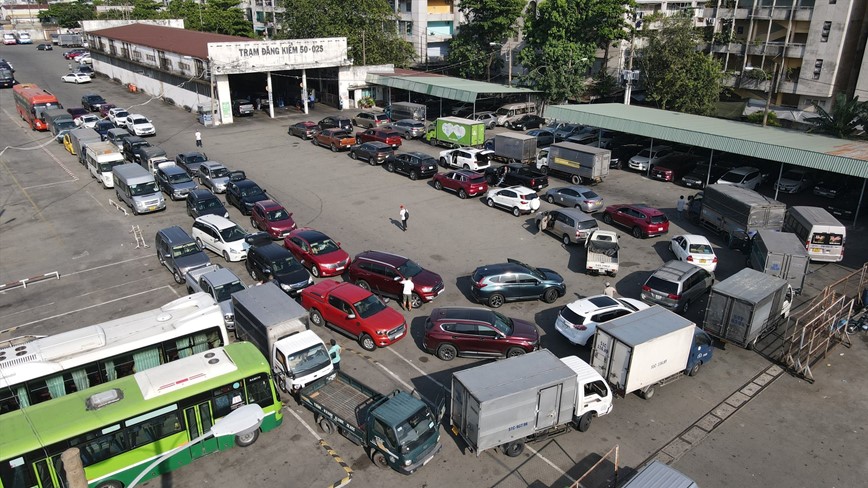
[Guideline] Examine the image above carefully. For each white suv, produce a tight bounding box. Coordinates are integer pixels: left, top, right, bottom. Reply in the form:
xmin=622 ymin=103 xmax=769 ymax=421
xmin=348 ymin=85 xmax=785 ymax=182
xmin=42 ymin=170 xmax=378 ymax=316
xmin=484 ymin=185 xmax=541 ymax=217
xmin=191 ymin=215 xmax=250 ymax=262
xmin=125 ymin=113 xmax=156 ymax=136
xmin=555 ymin=295 xmax=649 ymax=346
xmin=628 ymin=145 xmax=672 ymax=171
xmin=716 ymin=166 xmax=762 ymax=190
xmin=438 ymin=148 xmax=493 ymax=171
xmin=109 ymin=108 xmax=130 ymax=127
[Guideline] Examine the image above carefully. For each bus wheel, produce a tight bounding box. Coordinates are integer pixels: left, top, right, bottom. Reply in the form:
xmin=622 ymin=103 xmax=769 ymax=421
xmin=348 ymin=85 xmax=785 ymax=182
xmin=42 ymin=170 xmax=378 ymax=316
xmin=235 ymin=428 xmax=259 ymax=447
xmin=371 ymin=450 xmax=390 ymax=469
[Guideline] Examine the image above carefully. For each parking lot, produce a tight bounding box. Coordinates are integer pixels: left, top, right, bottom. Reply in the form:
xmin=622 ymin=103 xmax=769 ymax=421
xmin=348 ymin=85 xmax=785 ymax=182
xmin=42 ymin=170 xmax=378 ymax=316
xmin=2 ymin=45 xmax=867 ymax=487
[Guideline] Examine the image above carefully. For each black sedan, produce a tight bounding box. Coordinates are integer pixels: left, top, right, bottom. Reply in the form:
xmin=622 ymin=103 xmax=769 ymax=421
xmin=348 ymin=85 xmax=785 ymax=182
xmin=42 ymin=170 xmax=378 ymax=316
xmin=384 ymin=152 xmax=438 ymax=180
xmin=175 ymin=151 xmax=209 ymax=176
xmin=349 ymin=141 xmax=394 ymax=165
xmin=318 ymin=116 xmax=352 ymax=132
xmin=226 ymin=179 xmax=270 ymax=215
xmin=37 ymin=43 xmax=53 ymax=51
xmin=288 ymin=121 xmax=319 ymax=139
xmin=484 ymin=163 xmax=548 ymax=190
xmin=81 ymin=94 xmax=107 ymax=112
xmin=506 ymin=114 xmax=545 ymax=130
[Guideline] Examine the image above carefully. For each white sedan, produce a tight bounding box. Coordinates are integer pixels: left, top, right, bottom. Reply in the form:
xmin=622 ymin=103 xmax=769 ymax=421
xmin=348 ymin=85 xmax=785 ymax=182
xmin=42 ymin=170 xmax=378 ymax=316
xmin=669 ymin=234 xmax=718 ymax=272
xmin=125 ymin=114 xmax=156 ymax=136
xmin=555 ymin=295 xmax=649 ymax=346
xmin=484 ymin=185 xmax=541 ymax=217
xmin=74 ymin=114 xmax=99 ymax=128
xmin=61 ymin=72 xmax=91 ymax=84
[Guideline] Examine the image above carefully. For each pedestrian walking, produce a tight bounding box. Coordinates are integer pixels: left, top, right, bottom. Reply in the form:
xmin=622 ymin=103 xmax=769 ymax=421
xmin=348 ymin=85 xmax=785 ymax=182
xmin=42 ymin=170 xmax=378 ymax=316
xmin=195 ymin=130 xmax=202 ymax=148
xmin=399 ymin=205 xmax=409 ymax=232
xmin=328 ymin=339 xmax=341 ymax=371
xmin=67 ymin=62 xmax=72 ymax=72
xmin=400 ymin=276 xmax=414 ymax=310
xmin=676 ymin=195 xmax=686 ymax=219
xmin=603 ymin=282 xmax=616 ymax=298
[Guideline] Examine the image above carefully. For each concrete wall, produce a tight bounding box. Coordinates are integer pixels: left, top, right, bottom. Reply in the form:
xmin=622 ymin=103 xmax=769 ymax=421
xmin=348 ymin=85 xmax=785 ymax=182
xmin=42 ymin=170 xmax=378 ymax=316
xmin=93 ymin=59 xmax=211 ymax=115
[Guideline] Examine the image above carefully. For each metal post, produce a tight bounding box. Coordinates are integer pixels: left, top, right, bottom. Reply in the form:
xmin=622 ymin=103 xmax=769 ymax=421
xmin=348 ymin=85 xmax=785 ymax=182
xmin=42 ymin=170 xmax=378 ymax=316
xmin=762 ymin=62 xmax=779 ymax=127
xmin=507 ymin=45 xmax=512 ymax=86
xmin=266 ymin=71 xmax=275 ymax=119
xmin=706 ymin=149 xmax=715 ymax=187
xmin=301 ymin=69 xmax=308 ymax=115
xmin=623 ymin=34 xmax=635 ymax=105
xmin=647 ymin=139 xmax=654 ymax=178
xmin=774 ymin=163 xmax=784 ymax=201
xmin=854 ymin=178 xmax=866 ymax=225
xmin=209 ymin=57 xmax=217 ymax=125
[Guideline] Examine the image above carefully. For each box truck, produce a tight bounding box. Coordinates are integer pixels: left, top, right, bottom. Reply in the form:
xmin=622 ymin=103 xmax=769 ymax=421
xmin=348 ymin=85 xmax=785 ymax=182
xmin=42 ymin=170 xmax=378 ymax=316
xmin=424 ymin=116 xmax=486 ymax=148
xmin=450 ymin=349 xmax=613 ymax=457
xmin=485 ymin=133 xmax=537 ymax=164
xmin=591 ymin=306 xmax=714 ymax=399
xmin=699 ymin=184 xmax=786 ymax=245
xmin=66 ymin=127 xmax=102 ymax=163
xmin=535 ymin=141 xmax=611 ymax=185
xmin=749 ymin=230 xmax=809 ymax=294
xmin=85 ymin=141 xmax=125 ymax=188
xmin=232 ymin=282 xmax=334 ymax=393
xmin=385 ymin=101 xmax=426 ymax=121
xmin=703 ymin=268 xmax=793 ymax=349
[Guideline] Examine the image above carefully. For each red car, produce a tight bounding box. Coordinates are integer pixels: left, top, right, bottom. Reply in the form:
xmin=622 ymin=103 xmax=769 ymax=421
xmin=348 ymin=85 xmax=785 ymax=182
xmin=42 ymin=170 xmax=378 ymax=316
xmin=432 ymin=170 xmax=488 ymax=199
xmin=99 ymin=104 xmax=117 ymax=118
xmin=355 ymin=128 xmax=403 ymax=149
xmin=250 ymin=200 xmax=297 ymax=239
xmin=283 ymin=228 xmax=350 ymax=277
xmin=66 ymin=107 xmax=89 ymax=120
xmin=300 ymin=279 xmax=407 ymax=351
xmin=602 ymin=204 xmax=669 ymax=238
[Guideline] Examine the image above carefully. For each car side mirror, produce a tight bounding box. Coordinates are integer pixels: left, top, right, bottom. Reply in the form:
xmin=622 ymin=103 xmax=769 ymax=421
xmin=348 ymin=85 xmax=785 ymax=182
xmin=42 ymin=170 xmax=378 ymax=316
xmin=346 ymin=313 xmax=356 ymax=320
xmin=393 ymin=276 xmax=401 ymax=281
xmin=263 ymin=268 xmax=271 ymax=274
xmin=163 ymin=253 xmax=171 ymax=259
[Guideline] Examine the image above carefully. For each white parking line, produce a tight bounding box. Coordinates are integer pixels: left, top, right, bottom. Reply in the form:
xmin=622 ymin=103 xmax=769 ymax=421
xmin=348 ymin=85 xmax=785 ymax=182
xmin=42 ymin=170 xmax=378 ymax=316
xmin=285 ymin=406 xmax=319 ymax=439
xmin=386 ymin=346 xmax=448 ymax=390
xmin=525 ymin=445 xmax=576 ymax=484
xmin=61 ymin=255 xmax=152 ymax=277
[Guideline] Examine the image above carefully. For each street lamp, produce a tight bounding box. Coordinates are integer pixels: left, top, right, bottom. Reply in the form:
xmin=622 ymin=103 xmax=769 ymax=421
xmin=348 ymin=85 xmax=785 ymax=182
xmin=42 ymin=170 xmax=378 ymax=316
xmin=127 ymin=404 xmax=265 ymax=488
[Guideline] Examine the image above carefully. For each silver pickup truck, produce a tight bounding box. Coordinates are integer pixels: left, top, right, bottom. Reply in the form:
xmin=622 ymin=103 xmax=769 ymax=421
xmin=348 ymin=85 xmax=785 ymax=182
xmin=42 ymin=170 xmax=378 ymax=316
xmin=185 ymin=264 xmax=246 ymax=329
xmin=585 ymin=230 xmax=619 ymax=277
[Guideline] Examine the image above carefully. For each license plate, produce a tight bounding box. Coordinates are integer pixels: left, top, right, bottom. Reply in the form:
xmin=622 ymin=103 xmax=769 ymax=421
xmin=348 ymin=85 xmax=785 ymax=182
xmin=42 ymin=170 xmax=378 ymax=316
xmin=423 ymin=455 xmax=434 ymax=466
xmin=812 ymin=248 xmax=821 ymax=253
xmin=335 ymin=266 xmax=345 ymax=272
xmin=437 ymin=288 xmax=445 ymax=295
xmin=148 ymin=206 xmax=157 ymax=211
xmin=699 ymin=259 xmax=707 ymax=263
xmin=657 ymin=227 xmax=663 ymax=231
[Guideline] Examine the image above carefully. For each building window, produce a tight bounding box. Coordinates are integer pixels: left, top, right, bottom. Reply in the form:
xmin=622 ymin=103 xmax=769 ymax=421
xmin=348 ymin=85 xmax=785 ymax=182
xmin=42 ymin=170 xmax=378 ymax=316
xmin=133 ymin=51 xmax=142 ymax=60
xmin=179 ymin=62 xmax=191 ymax=71
xmin=399 ymin=21 xmax=412 ymax=37
xmin=736 ymin=26 xmax=744 ymax=35
xmin=146 ymin=54 xmax=156 ymax=62
xmin=821 ymin=21 xmax=831 ymax=42
xmin=195 ymin=59 xmax=205 ymax=77
xmin=813 ymin=59 xmax=823 ymax=80
xmin=829 ymin=0 xmax=836 ymax=4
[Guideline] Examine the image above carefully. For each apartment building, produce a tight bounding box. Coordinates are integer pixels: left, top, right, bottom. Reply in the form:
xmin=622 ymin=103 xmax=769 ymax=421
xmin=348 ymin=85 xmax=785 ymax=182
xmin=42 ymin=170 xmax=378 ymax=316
xmin=392 ymin=0 xmax=459 ymax=63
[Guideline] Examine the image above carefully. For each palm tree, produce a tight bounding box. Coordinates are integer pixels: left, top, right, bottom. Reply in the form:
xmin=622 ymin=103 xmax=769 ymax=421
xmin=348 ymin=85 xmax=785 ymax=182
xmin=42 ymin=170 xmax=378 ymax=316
xmin=806 ymin=94 xmax=867 ymax=139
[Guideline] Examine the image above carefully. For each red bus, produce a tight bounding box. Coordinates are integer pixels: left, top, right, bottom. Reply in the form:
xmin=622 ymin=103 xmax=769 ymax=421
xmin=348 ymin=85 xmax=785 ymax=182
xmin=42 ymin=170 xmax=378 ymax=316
xmin=13 ymin=83 xmax=62 ymax=131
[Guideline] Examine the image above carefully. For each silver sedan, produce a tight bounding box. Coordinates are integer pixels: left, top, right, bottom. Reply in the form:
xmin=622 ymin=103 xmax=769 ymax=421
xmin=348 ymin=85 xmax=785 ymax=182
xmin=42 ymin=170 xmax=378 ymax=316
xmin=543 ymin=185 xmax=604 ymax=212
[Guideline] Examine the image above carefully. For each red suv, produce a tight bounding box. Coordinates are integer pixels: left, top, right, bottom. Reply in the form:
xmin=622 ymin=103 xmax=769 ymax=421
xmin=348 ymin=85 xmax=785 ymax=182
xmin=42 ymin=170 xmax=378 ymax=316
xmin=602 ymin=204 xmax=669 ymax=238
xmin=347 ymin=250 xmax=445 ymax=308
xmin=355 ymin=128 xmax=403 ymax=149
xmin=250 ymin=200 xmax=296 ymax=239
xmin=284 ymin=228 xmax=350 ymax=277
xmin=423 ymin=307 xmax=541 ymax=361
xmin=432 ymin=170 xmax=488 ymax=199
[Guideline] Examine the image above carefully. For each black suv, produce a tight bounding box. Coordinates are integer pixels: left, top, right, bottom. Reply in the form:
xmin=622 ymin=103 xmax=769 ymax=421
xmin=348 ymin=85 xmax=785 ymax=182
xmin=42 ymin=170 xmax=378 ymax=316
xmin=176 ymin=151 xmax=209 ymax=176
xmin=81 ymin=93 xmax=107 ymax=112
xmin=383 ymin=152 xmax=438 ymax=180
xmin=225 ymin=179 xmax=269 ymax=215
xmin=347 ymin=250 xmax=444 ymax=308
xmin=122 ymin=136 xmax=151 ymax=162
xmin=470 ymin=258 xmax=566 ymax=308
xmin=245 ymin=241 xmax=312 ymax=296
xmin=186 ymin=189 xmax=229 ymax=219
xmin=318 ymin=116 xmax=353 ymax=132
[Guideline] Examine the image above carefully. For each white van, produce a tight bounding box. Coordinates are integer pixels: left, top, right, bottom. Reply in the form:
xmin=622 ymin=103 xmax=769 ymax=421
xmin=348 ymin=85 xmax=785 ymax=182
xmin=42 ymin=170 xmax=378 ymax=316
xmin=113 ymin=163 xmax=165 ymax=215
xmin=495 ymin=102 xmax=536 ymax=126
xmin=86 ymin=142 xmax=125 ymax=188
xmin=783 ymin=206 xmax=846 ymax=263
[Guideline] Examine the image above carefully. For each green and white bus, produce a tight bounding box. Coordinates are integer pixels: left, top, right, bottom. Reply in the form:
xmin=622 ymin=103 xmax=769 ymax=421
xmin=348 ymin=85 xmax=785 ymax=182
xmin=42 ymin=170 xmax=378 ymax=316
xmin=0 ymin=342 xmax=283 ymax=488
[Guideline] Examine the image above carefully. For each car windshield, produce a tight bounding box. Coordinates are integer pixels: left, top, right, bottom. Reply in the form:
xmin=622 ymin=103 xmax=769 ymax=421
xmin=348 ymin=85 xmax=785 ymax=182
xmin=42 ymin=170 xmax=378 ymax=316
xmin=271 ymin=256 xmax=303 ymax=274
xmin=719 ymin=171 xmax=744 ymax=183
xmin=267 ymin=209 xmax=289 ymax=221
xmin=115 ymin=110 xmax=129 ymax=118
xmin=636 ymin=150 xmax=652 ymax=158
xmin=781 ymin=171 xmax=802 ymax=180
xmin=688 ymin=243 xmax=713 ymax=254
xmin=56 ymin=120 xmax=76 ymax=130
xmin=168 ymin=172 xmax=192 ymax=184
xmin=396 ymin=259 xmax=423 ymax=278
xmin=353 ymin=294 xmax=387 ymax=319
xmin=394 ymin=406 xmax=436 ymax=451
xmin=132 ymin=117 xmax=149 ymax=125
xmin=186 ymin=154 xmax=206 ymax=164
xmin=309 ymin=238 xmax=339 ymax=255
xmin=213 ymin=281 xmax=245 ymax=302
xmin=219 ymin=225 xmax=247 ymax=242
xmin=286 ymin=343 xmax=331 ymax=377
xmin=130 ymin=182 xmax=158 ymax=196
xmin=171 ymin=242 xmax=200 ymax=258
xmin=197 ymin=198 xmax=222 ymax=210
xmin=98 ymin=161 xmax=123 ymax=173
xmin=211 ymin=168 xmax=229 ymax=178
xmin=559 ymin=307 xmax=587 ymax=325
xmin=490 ymin=311 xmax=514 ymax=335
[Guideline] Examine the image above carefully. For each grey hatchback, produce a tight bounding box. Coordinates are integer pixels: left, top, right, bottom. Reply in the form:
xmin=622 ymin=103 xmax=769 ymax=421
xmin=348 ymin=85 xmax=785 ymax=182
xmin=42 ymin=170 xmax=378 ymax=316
xmin=640 ymin=260 xmax=714 ymax=313
xmin=470 ymin=258 xmax=566 ymax=308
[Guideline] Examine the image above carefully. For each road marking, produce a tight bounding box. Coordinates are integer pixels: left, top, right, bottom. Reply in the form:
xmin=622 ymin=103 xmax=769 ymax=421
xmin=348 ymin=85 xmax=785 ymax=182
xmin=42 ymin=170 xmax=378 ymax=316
xmin=60 ymin=254 xmax=152 ymax=277
xmin=284 ymin=407 xmax=353 ymax=487
xmin=525 ymin=445 xmax=576 ymax=484
xmin=286 ymin=406 xmax=319 ymax=438
xmin=22 ymin=179 xmax=79 ymax=190
xmin=86 ymin=190 xmax=109 ymax=212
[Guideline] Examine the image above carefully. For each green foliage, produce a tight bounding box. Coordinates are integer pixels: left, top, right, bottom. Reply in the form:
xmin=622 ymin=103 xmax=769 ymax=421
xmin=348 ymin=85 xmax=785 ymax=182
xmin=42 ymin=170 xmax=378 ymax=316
xmin=639 ymin=15 xmax=722 ymax=115
xmin=201 ymin=0 xmax=254 ymax=37
xmin=445 ymin=0 xmax=525 ymax=79
xmin=277 ymin=0 xmax=414 ymax=67
xmin=806 ymin=94 xmax=868 ymax=139
xmin=130 ymin=0 xmax=162 ymax=20
xmin=745 ymin=110 xmax=780 ymax=126
xmin=39 ymin=1 xmax=95 ymax=28
xmin=591 ymin=71 xmax=619 ymax=99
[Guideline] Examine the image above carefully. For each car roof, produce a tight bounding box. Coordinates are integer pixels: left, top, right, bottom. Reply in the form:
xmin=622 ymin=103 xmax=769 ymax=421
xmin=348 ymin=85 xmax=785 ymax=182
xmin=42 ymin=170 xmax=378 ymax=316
xmin=453 ymin=170 xmax=482 ymax=178
xmin=293 ymin=228 xmax=328 ymax=241
xmin=251 ymin=242 xmax=292 ymax=260
xmin=475 ymin=262 xmax=528 ymax=276
xmin=254 ymin=199 xmax=283 ymax=211
xmin=196 ymin=214 xmax=236 ymax=230
xmin=565 ymin=295 xmax=622 ymax=314
xmin=549 ymin=207 xmax=596 ymax=221
xmin=405 ymin=151 xmax=433 ymax=158
xmin=726 ymin=166 xmax=759 ymax=174
xmin=650 ymin=260 xmax=702 ymax=281
xmin=362 ymin=141 xmax=391 ymax=148
xmin=326 ymin=281 xmax=371 ymax=302
xmin=159 ymin=164 xmax=187 ymax=175
xmin=616 ymin=203 xmax=663 ymax=215
xmin=676 ymin=234 xmax=712 ymax=246
xmin=188 ymin=188 xmax=217 ymax=199
xmin=355 ymin=250 xmax=407 ymax=266
xmin=203 ymin=268 xmax=242 ymax=286
xmin=503 ymin=185 xmax=536 ymax=193
xmin=233 ymin=179 xmax=259 ymax=188
xmin=202 ymin=161 xmax=226 ymax=169
xmin=179 ymin=151 xmax=205 ymax=158
xmin=430 ymin=307 xmax=494 ymax=323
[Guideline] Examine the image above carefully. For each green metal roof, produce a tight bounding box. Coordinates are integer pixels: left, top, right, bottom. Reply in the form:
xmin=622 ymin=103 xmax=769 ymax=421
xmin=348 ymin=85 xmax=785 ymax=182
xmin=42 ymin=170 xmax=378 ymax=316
xmin=366 ymin=73 xmax=537 ymax=103
xmin=545 ymin=104 xmax=868 ymax=178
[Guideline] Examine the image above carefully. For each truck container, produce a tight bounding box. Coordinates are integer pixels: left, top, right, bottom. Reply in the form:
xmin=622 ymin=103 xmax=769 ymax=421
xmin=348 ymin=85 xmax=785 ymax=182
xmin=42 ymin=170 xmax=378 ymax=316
xmin=58 ymin=34 xmax=83 ymax=47
xmin=66 ymin=127 xmax=101 ymax=163
xmin=591 ymin=306 xmax=713 ymax=399
xmin=536 ymin=141 xmax=611 ymax=185
xmin=622 ymin=460 xmax=698 ymax=488
xmin=232 ymin=282 xmax=334 ymax=393
xmin=703 ymin=268 xmax=793 ymax=349
xmin=385 ymin=101 xmax=426 ymax=121
xmin=749 ymin=230 xmax=809 ymax=294
xmin=43 ymin=108 xmax=72 ymax=135
xmin=450 ymin=349 xmax=612 ymax=458
xmin=299 ymin=373 xmax=443 ymax=474
xmin=699 ymin=184 xmax=786 ymax=244
xmin=85 ymin=141 xmax=125 ymax=188
xmin=424 ymin=116 xmax=485 ymax=148
xmin=487 ymin=133 xmax=537 ymax=164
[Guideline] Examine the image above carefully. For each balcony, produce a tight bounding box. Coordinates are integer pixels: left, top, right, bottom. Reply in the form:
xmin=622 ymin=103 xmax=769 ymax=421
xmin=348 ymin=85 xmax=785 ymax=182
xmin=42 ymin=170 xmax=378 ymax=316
xmin=785 ymin=43 xmax=805 ymax=58
xmin=747 ymin=43 xmax=782 ymax=56
xmin=706 ymin=42 xmax=746 ymax=55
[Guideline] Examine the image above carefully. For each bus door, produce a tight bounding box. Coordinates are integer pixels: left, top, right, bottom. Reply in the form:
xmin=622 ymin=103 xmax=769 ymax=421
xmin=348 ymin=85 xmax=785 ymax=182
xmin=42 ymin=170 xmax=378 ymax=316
xmin=31 ymin=454 xmax=64 ymax=488
xmin=184 ymin=402 xmax=219 ymax=457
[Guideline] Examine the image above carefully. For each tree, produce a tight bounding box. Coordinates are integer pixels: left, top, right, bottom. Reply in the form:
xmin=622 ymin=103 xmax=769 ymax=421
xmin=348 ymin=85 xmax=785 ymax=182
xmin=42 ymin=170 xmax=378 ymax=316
xmin=130 ymin=0 xmax=163 ymax=20
xmin=164 ymin=1 xmax=205 ymax=32
xmin=587 ymin=0 xmax=636 ymax=70
xmin=746 ymin=110 xmax=780 ymax=127
xmin=806 ymin=94 xmax=867 ymax=139
xmin=639 ymin=13 xmax=722 ymax=116
xmin=38 ymin=1 xmax=95 ymax=29
xmin=200 ymin=0 xmax=254 ymax=37
xmin=445 ymin=0 xmax=525 ymax=80
xmin=277 ymin=0 xmax=414 ymax=67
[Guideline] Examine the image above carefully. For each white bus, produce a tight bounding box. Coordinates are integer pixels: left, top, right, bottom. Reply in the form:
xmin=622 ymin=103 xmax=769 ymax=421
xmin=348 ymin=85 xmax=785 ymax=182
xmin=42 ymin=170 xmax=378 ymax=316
xmin=783 ymin=206 xmax=846 ymax=263
xmin=0 ymin=293 xmax=228 ymax=416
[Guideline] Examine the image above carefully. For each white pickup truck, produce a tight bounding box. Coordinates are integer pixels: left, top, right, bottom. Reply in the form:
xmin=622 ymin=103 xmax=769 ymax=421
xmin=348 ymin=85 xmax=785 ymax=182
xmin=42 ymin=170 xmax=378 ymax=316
xmin=585 ymin=230 xmax=619 ymax=277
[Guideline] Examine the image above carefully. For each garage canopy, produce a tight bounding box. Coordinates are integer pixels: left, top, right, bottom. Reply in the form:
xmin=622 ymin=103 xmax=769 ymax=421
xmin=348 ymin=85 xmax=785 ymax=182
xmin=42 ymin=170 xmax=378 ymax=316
xmin=545 ymin=104 xmax=868 ymax=178
xmin=366 ymin=72 xmax=538 ymax=103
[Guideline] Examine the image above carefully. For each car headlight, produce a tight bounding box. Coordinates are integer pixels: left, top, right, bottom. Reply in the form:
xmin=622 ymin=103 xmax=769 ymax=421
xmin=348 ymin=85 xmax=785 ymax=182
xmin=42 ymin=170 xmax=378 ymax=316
xmin=280 ymin=283 xmax=292 ymax=292
xmin=230 ymin=248 xmax=239 ymax=254
xmin=376 ymin=330 xmax=387 ymax=336
xmin=404 ymin=459 xmax=412 ymax=466
xmin=420 ymin=286 xmax=433 ymax=292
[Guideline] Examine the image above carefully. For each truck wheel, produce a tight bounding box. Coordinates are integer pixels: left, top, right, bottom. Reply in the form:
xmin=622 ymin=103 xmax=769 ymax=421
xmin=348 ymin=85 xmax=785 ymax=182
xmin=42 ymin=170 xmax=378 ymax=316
xmin=502 ymin=441 xmax=525 ymax=457
xmin=603 ymin=213 xmax=613 ymax=225
xmin=506 ymin=347 xmax=526 ymax=358
xmin=543 ymin=288 xmax=559 ymax=304
xmin=173 ymin=269 xmax=184 ymax=284
xmin=487 ymin=293 xmax=504 ymax=308
xmin=640 ymin=386 xmax=655 ymax=400
xmin=688 ymin=361 xmax=701 ymax=377
xmin=576 ymin=412 xmax=593 ymax=432
xmin=434 ymin=181 xmax=443 ymax=191
xmin=359 ymin=333 xmax=376 ymax=351
xmin=371 ymin=451 xmax=389 ymax=469
xmin=437 ymin=344 xmax=457 ymax=361
xmin=309 ymin=309 xmax=324 ymax=326
xmin=318 ymin=417 xmax=335 ymax=435
xmin=631 ymin=226 xmax=642 ymax=239
xmin=235 ymin=428 xmax=259 ymax=447
xmin=562 ymin=234 xmax=571 ymax=246
xmin=458 ymin=189 xmax=468 ymax=199
xmin=606 ymin=271 xmax=617 ymax=278
xmin=570 ymin=175 xmax=581 ymax=185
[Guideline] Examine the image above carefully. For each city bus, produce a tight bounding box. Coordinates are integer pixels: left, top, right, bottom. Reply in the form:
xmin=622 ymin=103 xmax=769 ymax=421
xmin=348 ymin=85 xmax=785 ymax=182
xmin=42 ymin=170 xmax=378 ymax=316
xmin=0 ymin=293 xmax=229 ymax=416
xmin=783 ymin=206 xmax=846 ymax=263
xmin=12 ymin=83 xmax=62 ymax=131
xmin=0 ymin=342 xmax=283 ymax=488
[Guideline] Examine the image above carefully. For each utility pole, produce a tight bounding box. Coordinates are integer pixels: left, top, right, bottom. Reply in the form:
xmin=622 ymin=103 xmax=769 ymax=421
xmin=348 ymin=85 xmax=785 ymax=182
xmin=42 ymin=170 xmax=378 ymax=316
xmin=762 ymin=62 xmax=779 ymax=127
xmin=623 ymin=14 xmax=642 ymax=105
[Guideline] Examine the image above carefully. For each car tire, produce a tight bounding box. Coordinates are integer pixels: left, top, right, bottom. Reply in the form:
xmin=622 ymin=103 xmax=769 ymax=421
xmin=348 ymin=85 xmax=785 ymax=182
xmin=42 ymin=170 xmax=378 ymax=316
xmin=437 ymin=344 xmax=457 ymax=361
xmin=486 ymin=198 xmax=495 ymax=208
xmin=173 ymin=269 xmax=184 ymax=284
xmin=463 ymin=164 xmax=470 ymax=170
xmin=632 ymin=226 xmax=643 ymax=239
xmin=543 ymin=288 xmax=559 ymax=304
xmin=506 ymin=347 xmax=526 ymax=358
xmin=248 ymin=266 xmax=257 ymax=281
xmin=563 ymin=234 xmax=574 ymax=246
xmin=682 ymin=299 xmax=690 ymax=313
xmin=223 ymin=251 xmax=231 ymax=262
xmin=512 ymin=207 xmax=521 ymax=217
xmin=410 ymin=293 xmax=422 ymax=309
xmin=385 ymin=162 xmax=395 ymax=173
xmin=350 ymin=151 xmax=357 ymax=160
xmin=487 ymin=293 xmax=505 ymax=308
xmin=359 ymin=334 xmax=376 ymax=352
xmin=434 ymin=181 xmax=443 ymax=191
xmin=547 ymin=195 xmax=555 ymax=204
xmin=355 ymin=280 xmax=370 ymax=291
xmin=310 ymin=265 xmax=320 ymax=277
xmin=603 ymin=213 xmax=613 ymax=225
xmin=439 ymin=157 xmax=448 ymax=168
xmin=309 ymin=309 xmax=323 ymax=326
xmin=330 ymin=144 xmax=338 ymax=152
xmin=458 ymin=189 xmax=467 ymax=199
xmin=409 ymin=170 xmax=418 ymax=180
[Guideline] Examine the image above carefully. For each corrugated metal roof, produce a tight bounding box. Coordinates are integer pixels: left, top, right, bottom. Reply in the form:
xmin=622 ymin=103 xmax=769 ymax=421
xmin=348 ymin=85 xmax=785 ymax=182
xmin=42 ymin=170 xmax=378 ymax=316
xmin=544 ymin=104 xmax=868 ymax=178
xmin=366 ymin=73 xmax=538 ymax=103
xmin=621 ymin=461 xmax=698 ymax=488
xmin=88 ymin=23 xmax=254 ymax=60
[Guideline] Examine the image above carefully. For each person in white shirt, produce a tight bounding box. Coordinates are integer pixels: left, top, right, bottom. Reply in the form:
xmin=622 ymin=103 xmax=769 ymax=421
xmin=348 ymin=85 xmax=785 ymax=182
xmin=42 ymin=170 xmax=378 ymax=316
xmin=604 ymin=282 xmax=616 ymax=298
xmin=399 ymin=205 xmax=408 ymax=231
xmin=400 ymin=276 xmax=414 ymax=310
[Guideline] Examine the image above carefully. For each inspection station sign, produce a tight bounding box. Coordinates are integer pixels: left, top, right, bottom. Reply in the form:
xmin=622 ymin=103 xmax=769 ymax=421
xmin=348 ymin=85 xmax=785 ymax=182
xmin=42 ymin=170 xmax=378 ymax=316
xmin=208 ymin=37 xmax=349 ymax=74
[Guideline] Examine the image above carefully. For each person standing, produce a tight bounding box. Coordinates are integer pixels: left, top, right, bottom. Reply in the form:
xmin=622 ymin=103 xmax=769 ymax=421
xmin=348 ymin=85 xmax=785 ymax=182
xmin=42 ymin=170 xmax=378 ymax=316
xmin=195 ymin=130 xmax=202 ymax=148
xmin=328 ymin=339 xmax=341 ymax=371
xmin=400 ymin=276 xmax=414 ymax=310
xmin=604 ymin=282 xmax=616 ymax=298
xmin=67 ymin=62 xmax=73 ymax=72
xmin=676 ymin=195 xmax=686 ymax=219
xmin=399 ymin=205 xmax=409 ymax=232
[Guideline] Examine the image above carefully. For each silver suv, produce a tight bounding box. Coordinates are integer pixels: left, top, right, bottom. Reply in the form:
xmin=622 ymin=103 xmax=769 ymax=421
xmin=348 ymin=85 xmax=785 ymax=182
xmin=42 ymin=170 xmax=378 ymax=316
xmin=640 ymin=260 xmax=714 ymax=313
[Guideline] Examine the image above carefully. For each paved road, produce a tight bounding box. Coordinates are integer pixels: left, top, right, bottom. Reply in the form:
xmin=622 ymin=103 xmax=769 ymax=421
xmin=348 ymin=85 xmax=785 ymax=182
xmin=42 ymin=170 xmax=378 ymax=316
xmin=1 ymin=44 xmax=866 ymax=488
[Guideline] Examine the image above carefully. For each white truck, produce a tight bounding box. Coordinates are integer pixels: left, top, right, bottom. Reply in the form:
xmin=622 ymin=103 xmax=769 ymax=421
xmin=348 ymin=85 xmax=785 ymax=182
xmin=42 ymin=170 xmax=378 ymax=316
xmin=85 ymin=141 xmax=125 ymax=188
xmin=585 ymin=229 xmax=619 ymax=277
xmin=450 ymin=349 xmax=612 ymax=457
xmin=232 ymin=282 xmax=334 ymax=394
xmin=185 ymin=264 xmax=246 ymax=330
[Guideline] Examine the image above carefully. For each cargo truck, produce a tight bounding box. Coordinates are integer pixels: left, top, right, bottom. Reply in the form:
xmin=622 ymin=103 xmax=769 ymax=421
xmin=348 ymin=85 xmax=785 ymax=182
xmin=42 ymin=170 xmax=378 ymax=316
xmin=232 ymin=282 xmax=334 ymax=394
xmin=299 ymin=373 xmax=443 ymax=474
xmin=749 ymin=230 xmax=809 ymax=294
xmin=43 ymin=108 xmax=72 ymax=135
xmin=58 ymin=34 xmax=83 ymax=47
xmin=585 ymin=229 xmax=619 ymax=277
xmin=703 ymin=268 xmax=793 ymax=349
xmin=385 ymin=101 xmax=426 ymax=121
xmin=535 ymin=141 xmax=611 ymax=185
xmin=699 ymin=184 xmax=786 ymax=245
xmin=484 ymin=133 xmax=537 ymax=164
xmin=85 ymin=141 xmax=125 ymax=188
xmin=450 ymin=349 xmax=612 ymax=458
xmin=591 ymin=306 xmax=714 ymax=399
xmin=424 ymin=116 xmax=485 ymax=148
xmin=65 ymin=127 xmax=101 ymax=163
